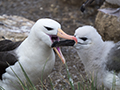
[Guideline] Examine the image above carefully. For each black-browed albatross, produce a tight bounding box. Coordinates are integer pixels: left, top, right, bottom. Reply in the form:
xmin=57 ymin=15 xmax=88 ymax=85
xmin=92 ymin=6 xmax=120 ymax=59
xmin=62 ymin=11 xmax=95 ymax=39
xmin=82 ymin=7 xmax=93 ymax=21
xmin=0 ymin=18 xmax=77 ymax=90
xmin=52 ymin=26 xmax=120 ymax=90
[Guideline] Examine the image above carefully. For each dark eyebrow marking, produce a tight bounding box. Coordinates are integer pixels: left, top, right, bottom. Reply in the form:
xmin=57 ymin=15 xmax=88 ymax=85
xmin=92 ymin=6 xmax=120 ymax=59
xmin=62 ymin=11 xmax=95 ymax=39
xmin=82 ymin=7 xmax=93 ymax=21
xmin=44 ymin=26 xmax=53 ymax=31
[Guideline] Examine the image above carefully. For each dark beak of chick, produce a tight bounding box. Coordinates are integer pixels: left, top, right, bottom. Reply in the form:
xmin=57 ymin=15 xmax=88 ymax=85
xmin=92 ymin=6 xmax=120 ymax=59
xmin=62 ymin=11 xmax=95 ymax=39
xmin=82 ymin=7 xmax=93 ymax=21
xmin=51 ymin=40 xmax=75 ymax=47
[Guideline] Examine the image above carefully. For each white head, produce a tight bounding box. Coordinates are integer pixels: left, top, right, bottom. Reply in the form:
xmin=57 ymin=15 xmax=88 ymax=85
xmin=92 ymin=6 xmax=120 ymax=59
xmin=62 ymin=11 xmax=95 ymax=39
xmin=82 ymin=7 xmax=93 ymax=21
xmin=74 ymin=25 xmax=104 ymax=50
xmin=29 ymin=18 xmax=77 ymax=64
xmin=32 ymin=18 xmax=61 ymax=35
xmin=30 ymin=18 xmax=59 ymax=46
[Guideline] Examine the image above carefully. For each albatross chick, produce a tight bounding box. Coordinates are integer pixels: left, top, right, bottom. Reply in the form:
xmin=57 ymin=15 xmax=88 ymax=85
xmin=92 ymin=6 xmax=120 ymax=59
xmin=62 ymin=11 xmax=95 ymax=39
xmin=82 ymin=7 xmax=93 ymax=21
xmin=52 ymin=25 xmax=120 ymax=90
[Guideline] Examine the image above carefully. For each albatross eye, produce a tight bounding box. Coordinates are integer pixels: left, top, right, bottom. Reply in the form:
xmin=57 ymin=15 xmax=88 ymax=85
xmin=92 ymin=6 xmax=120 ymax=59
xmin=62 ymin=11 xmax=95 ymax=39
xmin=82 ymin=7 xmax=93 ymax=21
xmin=80 ymin=37 xmax=87 ymax=41
xmin=44 ymin=26 xmax=53 ymax=31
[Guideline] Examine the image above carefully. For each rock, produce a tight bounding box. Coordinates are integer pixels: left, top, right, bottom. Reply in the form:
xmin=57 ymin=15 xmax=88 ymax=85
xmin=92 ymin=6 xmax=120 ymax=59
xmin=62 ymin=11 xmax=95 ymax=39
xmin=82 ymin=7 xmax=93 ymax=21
xmin=95 ymin=2 xmax=120 ymax=42
xmin=0 ymin=15 xmax=34 ymax=41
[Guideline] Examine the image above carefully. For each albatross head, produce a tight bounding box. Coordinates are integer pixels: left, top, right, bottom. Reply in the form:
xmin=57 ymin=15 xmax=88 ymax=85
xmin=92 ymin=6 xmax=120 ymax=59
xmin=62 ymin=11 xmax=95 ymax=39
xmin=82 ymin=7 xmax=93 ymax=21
xmin=74 ymin=25 xmax=103 ymax=49
xmin=30 ymin=18 xmax=77 ymax=64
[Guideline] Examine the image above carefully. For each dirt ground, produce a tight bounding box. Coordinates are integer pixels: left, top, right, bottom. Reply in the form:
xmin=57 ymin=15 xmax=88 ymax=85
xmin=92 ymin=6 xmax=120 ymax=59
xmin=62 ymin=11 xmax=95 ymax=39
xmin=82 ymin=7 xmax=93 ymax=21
xmin=0 ymin=0 xmax=101 ymax=89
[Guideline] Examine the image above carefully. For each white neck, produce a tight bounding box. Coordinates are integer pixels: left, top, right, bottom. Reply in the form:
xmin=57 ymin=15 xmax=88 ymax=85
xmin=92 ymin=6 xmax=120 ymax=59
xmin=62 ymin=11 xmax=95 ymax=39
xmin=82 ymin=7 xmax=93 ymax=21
xmin=76 ymin=41 xmax=114 ymax=73
xmin=13 ymin=31 xmax=55 ymax=84
xmin=16 ymin=32 xmax=53 ymax=63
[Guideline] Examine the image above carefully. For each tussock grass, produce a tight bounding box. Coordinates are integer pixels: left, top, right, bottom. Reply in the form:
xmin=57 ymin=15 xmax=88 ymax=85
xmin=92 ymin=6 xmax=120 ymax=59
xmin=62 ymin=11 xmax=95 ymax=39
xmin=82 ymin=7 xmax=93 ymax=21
xmin=10 ymin=62 xmax=37 ymax=90
xmin=0 ymin=86 xmax=5 ymax=90
xmin=0 ymin=62 xmax=116 ymax=90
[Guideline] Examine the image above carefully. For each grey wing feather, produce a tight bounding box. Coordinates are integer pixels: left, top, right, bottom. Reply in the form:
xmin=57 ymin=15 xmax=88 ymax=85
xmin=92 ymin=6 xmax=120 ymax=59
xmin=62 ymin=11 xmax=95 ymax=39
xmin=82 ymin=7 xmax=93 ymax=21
xmin=99 ymin=8 xmax=120 ymax=17
xmin=106 ymin=41 xmax=120 ymax=73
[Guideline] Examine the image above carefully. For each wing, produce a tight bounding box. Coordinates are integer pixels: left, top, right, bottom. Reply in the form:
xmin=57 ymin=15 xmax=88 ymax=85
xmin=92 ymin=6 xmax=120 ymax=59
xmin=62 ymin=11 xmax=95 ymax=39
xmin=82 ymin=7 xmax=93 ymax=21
xmin=0 ymin=39 xmax=22 ymax=79
xmin=0 ymin=51 xmax=18 ymax=79
xmin=106 ymin=41 xmax=120 ymax=73
xmin=0 ymin=39 xmax=22 ymax=52
xmin=99 ymin=8 xmax=120 ymax=17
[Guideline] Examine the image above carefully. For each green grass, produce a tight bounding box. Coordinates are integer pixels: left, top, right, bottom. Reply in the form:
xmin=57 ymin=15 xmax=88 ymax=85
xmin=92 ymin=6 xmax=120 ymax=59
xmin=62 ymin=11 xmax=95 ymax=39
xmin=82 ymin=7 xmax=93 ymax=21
xmin=0 ymin=86 xmax=5 ymax=90
xmin=40 ymin=57 xmax=49 ymax=90
xmin=65 ymin=63 xmax=75 ymax=90
xmin=9 ymin=62 xmax=37 ymax=90
xmin=0 ymin=62 xmax=117 ymax=90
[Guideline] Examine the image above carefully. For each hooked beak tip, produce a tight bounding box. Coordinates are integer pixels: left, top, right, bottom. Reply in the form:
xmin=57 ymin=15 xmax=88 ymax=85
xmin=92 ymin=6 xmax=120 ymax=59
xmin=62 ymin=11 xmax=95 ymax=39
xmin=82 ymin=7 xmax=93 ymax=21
xmin=72 ymin=36 xmax=78 ymax=45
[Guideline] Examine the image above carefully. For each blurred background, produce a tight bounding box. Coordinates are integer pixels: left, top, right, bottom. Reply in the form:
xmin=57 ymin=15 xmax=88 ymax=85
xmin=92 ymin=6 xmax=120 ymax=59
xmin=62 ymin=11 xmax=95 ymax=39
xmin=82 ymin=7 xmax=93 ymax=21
xmin=0 ymin=0 xmax=101 ymax=34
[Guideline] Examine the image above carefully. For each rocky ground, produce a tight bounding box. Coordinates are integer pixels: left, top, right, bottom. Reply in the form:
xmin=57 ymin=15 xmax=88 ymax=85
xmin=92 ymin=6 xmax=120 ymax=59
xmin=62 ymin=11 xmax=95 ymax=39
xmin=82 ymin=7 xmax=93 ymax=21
xmin=0 ymin=0 xmax=109 ymax=90
xmin=0 ymin=0 xmax=99 ymax=34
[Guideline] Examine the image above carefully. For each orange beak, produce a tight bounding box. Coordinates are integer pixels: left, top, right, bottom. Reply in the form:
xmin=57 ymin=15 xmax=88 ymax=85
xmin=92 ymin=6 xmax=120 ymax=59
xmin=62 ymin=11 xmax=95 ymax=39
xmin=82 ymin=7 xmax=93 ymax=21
xmin=53 ymin=28 xmax=77 ymax=64
xmin=57 ymin=28 xmax=77 ymax=43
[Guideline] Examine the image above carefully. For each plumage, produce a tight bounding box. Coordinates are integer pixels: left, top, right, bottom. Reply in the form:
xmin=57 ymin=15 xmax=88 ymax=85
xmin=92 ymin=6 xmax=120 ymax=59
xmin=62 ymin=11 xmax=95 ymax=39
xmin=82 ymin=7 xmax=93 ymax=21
xmin=99 ymin=0 xmax=120 ymax=17
xmin=106 ymin=41 xmax=120 ymax=73
xmin=0 ymin=39 xmax=22 ymax=51
xmin=0 ymin=40 xmax=22 ymax=80
xmin=0 ymin=18 xmax=77 ymax=90
xmin=52 ymin=26 xmax=120 ymax=90
xmin=99 ymin=8 xmax=120 ymax=17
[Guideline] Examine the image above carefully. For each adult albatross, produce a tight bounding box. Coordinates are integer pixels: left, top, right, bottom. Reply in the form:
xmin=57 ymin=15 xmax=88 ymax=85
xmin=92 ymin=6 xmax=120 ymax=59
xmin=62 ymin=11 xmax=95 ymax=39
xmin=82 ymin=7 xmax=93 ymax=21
xmin=52 ymin=26 xmax=120 ymax=90
xmin=0 ymin=18 xmax=77 ymax=90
